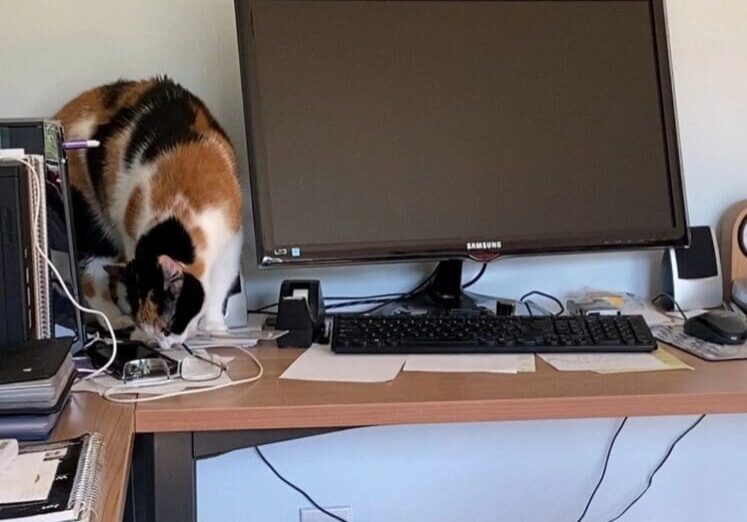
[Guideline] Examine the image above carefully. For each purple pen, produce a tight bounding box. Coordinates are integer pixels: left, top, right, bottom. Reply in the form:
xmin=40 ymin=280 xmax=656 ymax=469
xmin=63 ymin=139 xmax=101 ymax=150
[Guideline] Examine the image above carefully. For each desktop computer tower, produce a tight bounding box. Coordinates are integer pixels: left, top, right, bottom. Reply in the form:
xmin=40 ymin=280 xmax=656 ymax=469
xmin=0 ymin=163 xmax=33 ymax=349
xmin=0 ymin=120 xmax=85 ymax=350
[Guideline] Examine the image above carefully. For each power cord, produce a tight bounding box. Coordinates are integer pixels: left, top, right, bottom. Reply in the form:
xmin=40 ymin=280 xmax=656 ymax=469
xmin=250 ymin=261 xmax=494 ymax=316
xmin=357 ymin=267 xmax=439 ymax=315
xmin=651 ymin=293 xmax=688 ymax=322
xmin=604 ymin=414 xmax=706 ymax=522
xmin=15 ymin=157 xmax=119 ymax=382
xmin=519 ymin=290 xmax=565 ymax=317
xmin=575 ymin=417 xmax=628 ymax=522
xmin=101 ymin=343 xmax=263 ymax=403
xmin=575 ymin=415 xmax=706 ymax=522
xmin=254 ymin=446 xmax=348 ymax=522
xmin=462 ymin=263 xmax=489 ymax=289
xmin=15 ymin=156 xmax=266 ymax=403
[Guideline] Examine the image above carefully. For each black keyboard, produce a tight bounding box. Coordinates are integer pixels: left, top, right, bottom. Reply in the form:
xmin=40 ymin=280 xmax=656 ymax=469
xmin=331 ymin=314 xmax=657 ymax=354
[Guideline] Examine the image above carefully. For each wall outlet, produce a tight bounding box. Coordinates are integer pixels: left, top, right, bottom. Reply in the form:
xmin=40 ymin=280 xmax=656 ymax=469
xmin=299 ymin=506 xmax=352 ymax=522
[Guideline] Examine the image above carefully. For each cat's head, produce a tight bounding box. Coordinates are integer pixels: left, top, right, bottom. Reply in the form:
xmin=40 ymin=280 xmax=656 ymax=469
xmin=106 ymin=255 xmax=204 ymax=348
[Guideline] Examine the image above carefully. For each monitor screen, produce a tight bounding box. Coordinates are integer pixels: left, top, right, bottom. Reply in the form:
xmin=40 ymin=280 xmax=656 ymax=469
xmin=235 ymin=0 xmax=688 ymax=266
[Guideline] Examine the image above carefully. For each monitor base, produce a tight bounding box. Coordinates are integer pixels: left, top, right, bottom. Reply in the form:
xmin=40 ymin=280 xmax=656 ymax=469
xmin=373 ymin=260 xmax=483 ymax=316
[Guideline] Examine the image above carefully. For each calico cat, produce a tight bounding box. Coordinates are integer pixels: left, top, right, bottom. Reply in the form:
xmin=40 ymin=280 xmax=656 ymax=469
xmin=55 ymin=77 xmax=243 ymax=348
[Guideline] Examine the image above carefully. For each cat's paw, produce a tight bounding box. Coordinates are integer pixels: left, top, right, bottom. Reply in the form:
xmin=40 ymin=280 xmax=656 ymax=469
xmin=199 ymin=318 xmax=229 ymax=334
xmin=129 ymin=327 xmax=152 ymax=344
xmin=106 ymin=314 xmax=135 ymax=331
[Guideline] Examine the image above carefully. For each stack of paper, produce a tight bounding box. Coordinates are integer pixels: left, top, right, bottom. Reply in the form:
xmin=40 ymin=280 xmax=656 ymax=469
xmin=279 ymin=344 xmax=536 ymax=383
xmin=280 ymin=344 xmax=406 ymax=383
xmin=403 ymin=354 xmax=535 ymax=374
xmin=539 ymin=349 xmax=692 ymax=374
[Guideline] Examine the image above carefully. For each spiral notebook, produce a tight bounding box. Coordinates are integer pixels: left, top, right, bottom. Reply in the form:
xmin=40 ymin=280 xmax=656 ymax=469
xmin=0 ymin=433 xmax=104 ymax=522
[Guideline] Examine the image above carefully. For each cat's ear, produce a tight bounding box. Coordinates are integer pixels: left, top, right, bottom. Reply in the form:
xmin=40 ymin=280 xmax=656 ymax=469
xmin=104 ymin=263 xmax=127 ymax=283
xmin=157 ymin=255 xmax=184 ymax=296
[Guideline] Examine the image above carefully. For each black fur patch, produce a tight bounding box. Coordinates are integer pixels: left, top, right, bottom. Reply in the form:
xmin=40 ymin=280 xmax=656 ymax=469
xmin=87 ymin=104 xmax=143 ymax=202
xmin=124 ymin=218 xmax=203 ymax=334
xmin=69 ymin=187 xmax=119 ymax=260
xmin=101 ymin=79 xmax=134 ymax=109
xmin=169 ymin=274 xmax=204 ymax=335
xmin=135 ymin=217 xmax=195 ymax=265
xmin=123 ymin=82 xmax=201 ymax=166
xmin=187 ymin=91 xmax=231 ymax=144
xmin=87 ymin=77 xmax=230 ymax=201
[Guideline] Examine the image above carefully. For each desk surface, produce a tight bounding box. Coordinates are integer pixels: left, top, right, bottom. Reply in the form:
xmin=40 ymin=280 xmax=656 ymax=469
xmin=135 ymin=344 xmax=747 ymax=433
xmin=52 ymin=393 xmax=134 ymax=522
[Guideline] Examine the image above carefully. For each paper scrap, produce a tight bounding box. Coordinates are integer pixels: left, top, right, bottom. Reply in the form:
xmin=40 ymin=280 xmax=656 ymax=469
xmin=403 ymin=354 xmax=535 ymax=374
xmin=280 ymin=344 xmax=405 ymax=383
xmin=539 ymin=349 xmax=692 ymax=374
xmin=186 ymin=326 xmax=287 ymax=348
xmin=0 ymin=453 xmax=58 ymax=504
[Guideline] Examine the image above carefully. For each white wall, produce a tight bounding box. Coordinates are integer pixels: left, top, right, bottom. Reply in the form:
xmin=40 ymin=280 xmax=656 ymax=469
xmin=2 ymin=1 xmax=747 ymax=521
xmin=198 ymin=415 xmax=747 ymax=522
xmin=2 ymin=0 xmax=745 ymax=308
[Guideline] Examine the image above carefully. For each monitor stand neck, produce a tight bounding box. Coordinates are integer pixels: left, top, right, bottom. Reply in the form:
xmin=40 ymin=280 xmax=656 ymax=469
xmin=375 ymin=259 xmax=481 ymax=315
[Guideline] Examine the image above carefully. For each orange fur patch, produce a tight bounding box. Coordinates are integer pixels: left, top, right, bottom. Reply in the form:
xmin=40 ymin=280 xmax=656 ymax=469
xmin=54 ymin=80 xmax=155 ymax=212
xmin=185 ymin=258 xmax=206 ymax=279
xmin=124 ymin=186 xmax=144 ymax=238
xmin=189 ymin=225 xmax=207 ymax=251
xmin=151 ymin=141 xmax=242 ymax=231
xmin=137 ymin=292 xmax=166 ymax=330
xmin=81 ymin=275 xmax=95 ymax=299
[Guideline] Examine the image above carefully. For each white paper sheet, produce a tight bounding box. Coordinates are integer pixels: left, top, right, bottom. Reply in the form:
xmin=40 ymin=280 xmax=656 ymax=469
xmin=186 ymin=327 xmax=287 ymax=348
xmin=0 ymin=453 xmax=58 ymax=504
xmin=539 ymin=352 xmax=670 ymax=373
xmin=280 ymin=344 xmax=406 ymax=383
xmin=403 ymin=354 xmax=535 ymax=374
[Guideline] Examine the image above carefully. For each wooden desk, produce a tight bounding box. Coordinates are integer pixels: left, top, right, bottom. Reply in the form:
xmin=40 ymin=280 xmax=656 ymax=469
xmin=131 ymin=344 xmax=747 ymax=522
xmin=137 ymin=345 xmax=747 ymax=432
xmin=52 ymin=392 xmax=134 ymax=522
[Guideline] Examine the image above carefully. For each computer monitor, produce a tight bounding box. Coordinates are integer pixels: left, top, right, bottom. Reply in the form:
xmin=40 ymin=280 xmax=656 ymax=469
xmin=235 ymin=0 xmax=688 ymax=309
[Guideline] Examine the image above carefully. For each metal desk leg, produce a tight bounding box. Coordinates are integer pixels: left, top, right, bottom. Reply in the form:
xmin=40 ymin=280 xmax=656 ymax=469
xmin=131 ymin=433 xmax=196 ymax=522
xmin=128 ymin=428 xmax=350 ymax=522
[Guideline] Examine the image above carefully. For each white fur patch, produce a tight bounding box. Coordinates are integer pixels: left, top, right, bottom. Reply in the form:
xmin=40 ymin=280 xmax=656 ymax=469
xmin=68 ymin=116 xmax=97 ymax=140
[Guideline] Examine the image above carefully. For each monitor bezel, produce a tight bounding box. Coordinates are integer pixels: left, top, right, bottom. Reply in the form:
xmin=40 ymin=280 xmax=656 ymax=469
xmin=235 ymin=0 xmax=689 ymax=268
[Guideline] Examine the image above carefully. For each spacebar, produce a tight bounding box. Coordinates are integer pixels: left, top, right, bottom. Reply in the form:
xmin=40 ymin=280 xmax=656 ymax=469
xmin=399 ymin=339 xmax=480 ymax=347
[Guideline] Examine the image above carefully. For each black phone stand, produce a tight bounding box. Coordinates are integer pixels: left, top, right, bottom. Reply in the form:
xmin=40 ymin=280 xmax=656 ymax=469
xmin=276 ymin=280 xmax=326 ymax=348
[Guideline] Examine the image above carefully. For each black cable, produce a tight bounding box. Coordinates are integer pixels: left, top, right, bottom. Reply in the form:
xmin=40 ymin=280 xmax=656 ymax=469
xmin=462 ymin=263 xmax=488 ymax=289
xmin=325 ymin=297 xmax=393 ymax=310
xmin=182 ymin=343 xmax=226 ymax=371
xmin=519 ymin=291 xmax=565 ymax=316
xmin=360 ymin=267 xmax=439 ymax=315
xmin=651 ymin=293 xmax=688 ymax=322
xmin=248 ymin=302 xmax=279 ymax=316
xmin=604 ymin=414 xmax=706 ymax=522
xmin=252 ymin=260 xmax=496 ymax=315
xmin=575 ymin=417 xmax=629 ymax=522
xmin=254 ymin=446 xmax=348 ymax=522
xmin=326 ymin=292 xmax=404 ymax=301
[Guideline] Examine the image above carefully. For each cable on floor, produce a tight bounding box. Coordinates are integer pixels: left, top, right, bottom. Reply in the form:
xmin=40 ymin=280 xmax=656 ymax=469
xmin=604 ymin=415 xmax=706 ymax=522
xmin=575 ymin=417 xmax=629 ymax=522
xmin=254 ymin=446 xmax=348 ymax=522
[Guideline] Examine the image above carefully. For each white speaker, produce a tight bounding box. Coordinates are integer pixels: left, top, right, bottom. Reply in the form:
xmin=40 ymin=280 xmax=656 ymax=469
xmin=662 ymin=226 xmax=723 ymax=311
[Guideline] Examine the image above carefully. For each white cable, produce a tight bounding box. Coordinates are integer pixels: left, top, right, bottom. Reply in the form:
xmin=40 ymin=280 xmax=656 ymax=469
xmin=12 ymin=158 xmax=265 ymax=399
xmin=101 ymin=344 xmax=264 ymax=403
xmin=15 ymin=158 xmax=119 ymax=382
